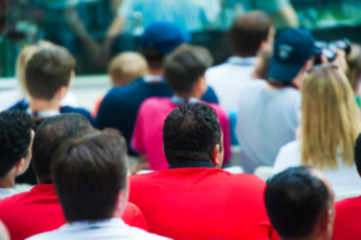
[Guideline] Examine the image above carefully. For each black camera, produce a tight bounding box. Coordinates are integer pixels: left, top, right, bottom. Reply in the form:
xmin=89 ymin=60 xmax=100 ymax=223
xmin=313 ymin=38 xmax=351 ymax=65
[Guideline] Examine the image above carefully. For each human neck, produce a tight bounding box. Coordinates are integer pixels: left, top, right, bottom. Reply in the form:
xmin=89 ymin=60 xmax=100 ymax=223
xmin=28 ymin=97 xmax=60 ymax=112
xmin=0 ymin=173 xmax=16 ymax=189
xmin=174 ymin=92 xmax=200 ymax=100
xmin=148 ymin=67 xmax=163 ymax=76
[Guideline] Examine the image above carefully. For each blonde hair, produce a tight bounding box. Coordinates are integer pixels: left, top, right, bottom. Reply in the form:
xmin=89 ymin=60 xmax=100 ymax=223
xmin=16 ymin=45 xmax=41 ymax=98
xmin=301 ymin=66 xmax=361 ymax=169
xmin=108 ymin=52 xmax=148 ymax=86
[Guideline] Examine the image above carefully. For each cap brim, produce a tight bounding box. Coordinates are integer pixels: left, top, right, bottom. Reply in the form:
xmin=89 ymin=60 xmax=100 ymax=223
xmin=268 ymin=58 xmax=303 ymax=84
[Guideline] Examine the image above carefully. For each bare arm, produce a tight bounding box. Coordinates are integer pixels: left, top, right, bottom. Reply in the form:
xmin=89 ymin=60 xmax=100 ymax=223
xmin=63 ymin=7 xmax=101 ymax=59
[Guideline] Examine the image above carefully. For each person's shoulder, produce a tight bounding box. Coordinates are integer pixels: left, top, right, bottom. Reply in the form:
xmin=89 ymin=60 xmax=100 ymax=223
xmin=273 ymin=140 xmax=301 ymax=173
xmin=0 ymin=190 xmax=30 ymax=212
xmin=277 ymin=140 xmax=301 ymax=160
xmin=125 ymin=225 xmax=172 ymax=240
xmin=25 ymin=230 xmax=56 ymax=240
xmin=207 ymin=103 xmax=228 ymax=117
xmin=130 ymin=170 xmax=160 ymax=182
xmin=220 ymin=170 xmax=266 ymax=184
xmin=336 ymin=195 xmax=361 ymax=210
xmin=8 ymin=98 xmax=28 ymax=111
xmin=139 ymin=97 xmax=173 ymax=112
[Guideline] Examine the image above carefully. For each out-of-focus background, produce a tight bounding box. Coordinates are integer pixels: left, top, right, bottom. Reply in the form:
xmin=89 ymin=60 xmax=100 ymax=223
xmin=1 ymin=0 xmax=361 ymax=109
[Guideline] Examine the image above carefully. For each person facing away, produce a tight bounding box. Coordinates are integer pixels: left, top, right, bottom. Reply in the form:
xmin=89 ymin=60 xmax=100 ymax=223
xmin=131 ymin=44 xmax=231 ymax=172
xmin=10 ymin=44 xmax=93 ymax=125
xmin=26 ymin=130 xmax=171 ymax=240
xmin=92 ymin=51 xmax=149 ymax=116
xmin=236 ymin=28 xmax=315 ymax=173
xmin=96 ymin=22 xmax=219 ymax=155
xmin=206 ymin=10 xmax=274 ymax=114
xmin=129 ymin=103 xmax=277 ymax=240
xmin=265 ymin=166 xmax=335 ymax=240
xmin=0 ymin=110 xmax=34 ymax=199
xmin=273 ymin=65 xmax=361 ymax=193
xmin=0 ymin=113 xmax=147 ymax=240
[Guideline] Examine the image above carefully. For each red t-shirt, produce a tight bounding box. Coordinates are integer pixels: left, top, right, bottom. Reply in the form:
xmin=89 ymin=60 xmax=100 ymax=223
xmin=129 ymin=167 xmax=278 ymax=240
xmin=131 ymin=97 xmax=231 ymax=170
xmin=332 ymin=196 xmax=361 ymax=240
xmin=0 ymin=184 xmax=147 ymax=240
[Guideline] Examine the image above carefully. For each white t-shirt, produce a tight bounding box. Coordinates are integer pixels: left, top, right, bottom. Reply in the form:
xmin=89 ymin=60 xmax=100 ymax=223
xmin=26 ymin=218 xmax=171 ymax=240
xmin=206 ymin=56 xmax=257 ymax=114
xmin=0 ymin=188 xmax=16 ymax=199
xmin=236 ymin=80 xmax=300 ymax=173
xmin=274 ymin=140 xmax=361 ymax=193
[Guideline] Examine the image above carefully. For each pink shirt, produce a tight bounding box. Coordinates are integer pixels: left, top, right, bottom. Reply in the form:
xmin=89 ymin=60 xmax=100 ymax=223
xmin=131 ymin=97 xmax=231 ymax=170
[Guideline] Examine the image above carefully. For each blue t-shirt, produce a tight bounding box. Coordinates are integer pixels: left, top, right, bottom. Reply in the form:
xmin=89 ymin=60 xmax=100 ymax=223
xmin=96 ymin=78 xmax=218 ymax=154
xmin=9 ymin=99 xmax=94 ymax=126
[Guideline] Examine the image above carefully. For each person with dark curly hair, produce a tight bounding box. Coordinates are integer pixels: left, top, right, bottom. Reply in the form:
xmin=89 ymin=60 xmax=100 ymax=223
xmin=129 ymin=103 xmax=277 ymax=240
xmin=0 ymin=110 xmax=34 ymax=199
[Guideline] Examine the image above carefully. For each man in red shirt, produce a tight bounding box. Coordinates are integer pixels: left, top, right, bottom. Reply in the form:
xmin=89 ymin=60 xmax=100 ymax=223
xmin=0 ymin=113 xmax=147 ymax=240
xmin=332 ymin=133 xmax=361 ymax=240
xmin=129 ymin=103 xmax=277 ymax=240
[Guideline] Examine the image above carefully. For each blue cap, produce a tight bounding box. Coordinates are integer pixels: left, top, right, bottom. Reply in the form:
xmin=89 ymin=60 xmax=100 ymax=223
xmin=141 ymin=22 xmax=191 ymax=56
xmin=268 ymin=28 xmax=315 ymax=84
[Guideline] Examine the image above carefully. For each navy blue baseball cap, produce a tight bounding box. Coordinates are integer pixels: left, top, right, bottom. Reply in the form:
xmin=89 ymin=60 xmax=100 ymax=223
xmin=141 ymin=22 xmax=191 ymax=56
xmin=268 ymin=28 xmax=315 ymax=84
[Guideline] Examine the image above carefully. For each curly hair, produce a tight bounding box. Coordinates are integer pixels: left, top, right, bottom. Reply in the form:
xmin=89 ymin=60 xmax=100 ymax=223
xmin=0 ymin=110 xmax=34 ymax=177
xmin=163 ymin=103 xmax=222 ymax=164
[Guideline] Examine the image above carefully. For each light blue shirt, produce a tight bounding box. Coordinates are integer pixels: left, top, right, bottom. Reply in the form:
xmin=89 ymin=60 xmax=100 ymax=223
xmin=118 ymin=0 xmax=221 ymax=33
xmin=26 ymin=218 xmax=171 ymax=240
xmin=236 ymin=80 xmax=300 ymax=173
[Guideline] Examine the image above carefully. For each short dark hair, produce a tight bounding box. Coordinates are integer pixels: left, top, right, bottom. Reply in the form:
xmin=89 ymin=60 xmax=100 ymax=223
xmin=354 ymin=133 xmax=361 ymax=176
xmin=32 ymin=113 xmax=93 ymax=183
xmin=25 ymin=47 xmax=75 ymax=100
xmin=51 ymin=130 xmax=128 ymax=222
xmin=164 ymin=45 xmax=212 ymax=94
xmin=230 ymin=11 xmax=272 ymax=57
xmin=265 ymin=166 xmax=331 ymax=238
xmin=163 ymin=103 xmax=222 ymax=164
xmin=0 ymin=110 xmax=34 ymax=177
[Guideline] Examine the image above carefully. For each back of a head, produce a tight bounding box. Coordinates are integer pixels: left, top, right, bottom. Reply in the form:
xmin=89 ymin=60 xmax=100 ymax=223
xmin=230 ymin=10 xmax=273 ymax=57
xmin=51 ymin=130 xmax=128 ymax=222
xmin=25 ymin=46 xmax=75 ymax=100
xmin=141 ymin=22 xmax=190 ymax=69
xmin=164 ymin=44 xmax=212 ymax=94
xmin=268 ymin=28 xmax=315 ymax=85
xmin=108 ymin=52 xmax=148 ymax=86
xmin=265 ymin=166 xmax=333 ymax=239
xmin=32 ymin=113 xmax=93 ymax=183
xmin=0 ymin=110 xmax=33 ymax=177
xmin=16 ymin=45 xmax=41 ymax=97
xmin=163 ymin=103 xmax=221 ymax=164
xmin=301 ymin=66 xmax=361 ymax=169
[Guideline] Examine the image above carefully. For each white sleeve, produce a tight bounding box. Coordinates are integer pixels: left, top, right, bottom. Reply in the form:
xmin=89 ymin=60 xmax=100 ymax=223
xmin=273 ymin=143 xmax=299 ymax=174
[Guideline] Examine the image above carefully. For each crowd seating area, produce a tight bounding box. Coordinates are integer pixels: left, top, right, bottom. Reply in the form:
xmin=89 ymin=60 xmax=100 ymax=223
xmin=1 ymin=3 xmax=361 ymax=240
